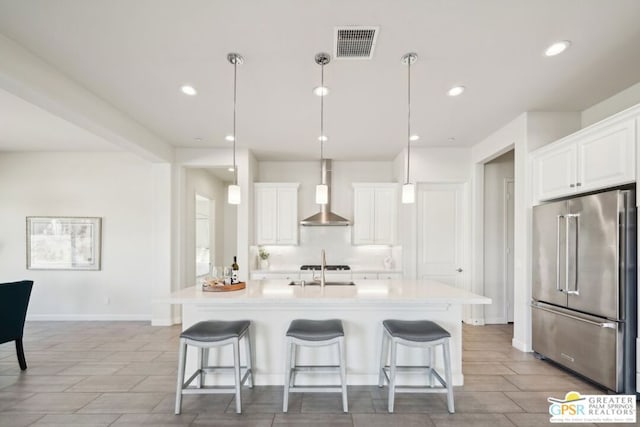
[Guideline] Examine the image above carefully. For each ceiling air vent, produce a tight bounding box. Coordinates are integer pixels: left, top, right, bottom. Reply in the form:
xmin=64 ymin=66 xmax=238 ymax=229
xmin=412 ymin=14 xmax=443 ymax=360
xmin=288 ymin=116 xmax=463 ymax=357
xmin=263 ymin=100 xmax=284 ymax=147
xmin=334 ymin=26 xmax=379 ymax=59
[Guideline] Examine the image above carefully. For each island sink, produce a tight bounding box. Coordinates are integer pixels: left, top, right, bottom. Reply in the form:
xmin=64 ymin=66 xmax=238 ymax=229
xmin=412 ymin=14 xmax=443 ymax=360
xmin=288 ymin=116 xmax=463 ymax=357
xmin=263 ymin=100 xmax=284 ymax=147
xmin=288 ymin=280 xmax=355 ymax=287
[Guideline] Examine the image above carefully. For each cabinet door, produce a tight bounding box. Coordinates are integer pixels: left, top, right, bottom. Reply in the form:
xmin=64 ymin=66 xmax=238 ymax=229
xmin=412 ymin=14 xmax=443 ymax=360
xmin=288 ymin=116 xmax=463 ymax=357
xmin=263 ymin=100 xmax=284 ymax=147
xmin=276 ymin=187 xmax=298 ymax=244
xmin=353 ymin=187 xmax=375 ymax=244
xmin=255 ymin=187 xmax=278 ymax=244
xmin=577 ymin=119 xmax=635 ymax=193
xmin=373 ymin=187 xmax=397 ymax=244
xmin=533 ymin=143 xmax=577 ymax=201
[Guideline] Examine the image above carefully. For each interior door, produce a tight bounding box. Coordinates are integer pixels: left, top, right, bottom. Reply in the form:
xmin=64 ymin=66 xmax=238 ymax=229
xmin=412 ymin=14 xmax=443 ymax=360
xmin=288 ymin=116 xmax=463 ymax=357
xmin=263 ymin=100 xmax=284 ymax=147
xmin=532 ymin=200 xmax=568 ymax=307
xmin=416 ymin=183 xmax=465 ymax=288
xmin=567 ymin=191 xmax=620 ymax=319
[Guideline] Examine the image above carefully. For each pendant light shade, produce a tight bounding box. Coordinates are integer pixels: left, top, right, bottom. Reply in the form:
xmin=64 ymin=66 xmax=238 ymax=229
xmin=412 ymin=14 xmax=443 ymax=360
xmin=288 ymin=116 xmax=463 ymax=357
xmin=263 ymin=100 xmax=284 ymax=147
xmin=315 ymin=52 xmax=330 ymax=205
xmin=228 ymin=184 xmax=241 ymax=205
xmin=402 ymin=183 xmax=415 ymax=204
xmin=401 ymin=52 xmax=417 ymax=204
xmin=227 ymin=52 xmax=243 ymax=205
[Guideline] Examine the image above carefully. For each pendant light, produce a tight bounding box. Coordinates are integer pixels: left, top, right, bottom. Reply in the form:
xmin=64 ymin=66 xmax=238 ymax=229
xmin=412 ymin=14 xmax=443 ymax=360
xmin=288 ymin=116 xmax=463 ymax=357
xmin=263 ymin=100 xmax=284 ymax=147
xmin=227 ymin=52 xmax=243 ymax=205
xmin=315 ymin=52 xmax=330 ymax=205
xmin=401 ymin=52 xmax=417 ymax=204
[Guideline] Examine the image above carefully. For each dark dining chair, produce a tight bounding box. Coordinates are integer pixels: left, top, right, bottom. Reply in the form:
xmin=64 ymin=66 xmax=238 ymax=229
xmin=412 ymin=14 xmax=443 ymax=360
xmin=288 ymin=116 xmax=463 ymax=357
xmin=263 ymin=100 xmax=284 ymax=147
xmin=0 ymin=280 xmax=34 ymax=370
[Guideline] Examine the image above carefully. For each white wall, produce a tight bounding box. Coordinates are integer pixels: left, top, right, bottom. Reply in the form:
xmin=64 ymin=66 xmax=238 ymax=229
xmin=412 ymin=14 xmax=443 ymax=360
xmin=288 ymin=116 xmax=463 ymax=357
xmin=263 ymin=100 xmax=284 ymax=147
xmin=483 ymin=150 xmax=514 ymax=324
xmin=581 ymin=81 xmax=640 ymax=128
xmin=0 ymin=151 xmax=155 ymax=320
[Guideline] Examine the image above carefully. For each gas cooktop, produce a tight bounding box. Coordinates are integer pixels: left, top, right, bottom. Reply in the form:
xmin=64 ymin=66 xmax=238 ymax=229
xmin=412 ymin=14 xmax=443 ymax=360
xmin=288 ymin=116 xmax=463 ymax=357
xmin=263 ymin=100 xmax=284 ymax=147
xmin=300 ymin=265 xmax=351 ymax=271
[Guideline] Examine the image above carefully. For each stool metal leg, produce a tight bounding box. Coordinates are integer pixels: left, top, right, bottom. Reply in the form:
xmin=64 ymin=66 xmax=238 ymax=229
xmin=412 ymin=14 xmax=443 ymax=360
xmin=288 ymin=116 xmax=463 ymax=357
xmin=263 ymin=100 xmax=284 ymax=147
xmin=443 ymin=339 xmax=454 ymax=413
xmin=174 ymin=338 xmax=187 ymax=415
xmin=244 ymin=332 xmax=254 ymax=388
xmin=283 ymin=338 xmax=295 ymax=412
xmin=197 ymin=348 xmax=204 ymax=388
xmin=338 ymin=337 xmax=348 ymax=413
xmin=428 ymin=346 xmax=435 ymax=388
xmin=388 ymin=339 xmax=397 ymax=413
xmin=378 ymin=330 xmax=389 ymax=387
xmin=232 ymin=338 xmax=242 ymax=414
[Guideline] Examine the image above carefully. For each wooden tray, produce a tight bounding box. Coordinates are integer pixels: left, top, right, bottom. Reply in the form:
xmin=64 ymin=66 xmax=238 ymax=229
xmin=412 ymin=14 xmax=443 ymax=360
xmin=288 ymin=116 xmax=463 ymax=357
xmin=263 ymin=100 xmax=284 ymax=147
xmin=202 ymin=282 xmax=246 ymax=292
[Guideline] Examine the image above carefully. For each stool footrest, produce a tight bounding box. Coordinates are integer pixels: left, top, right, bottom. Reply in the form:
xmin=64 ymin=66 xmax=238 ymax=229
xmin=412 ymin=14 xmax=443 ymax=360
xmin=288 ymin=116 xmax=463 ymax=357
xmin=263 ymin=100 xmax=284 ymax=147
xmin=183 ymin=368 xmax=252 ymax=389
xmin=292 ymin=365 xmax=340 ymax=372
xmin=382 ymin=366 xmax=446 ymax=388
xmin=288 ymin=385 xmax=343 ymax=393
xmin=182 ymin=386 xmax=241 ymax=395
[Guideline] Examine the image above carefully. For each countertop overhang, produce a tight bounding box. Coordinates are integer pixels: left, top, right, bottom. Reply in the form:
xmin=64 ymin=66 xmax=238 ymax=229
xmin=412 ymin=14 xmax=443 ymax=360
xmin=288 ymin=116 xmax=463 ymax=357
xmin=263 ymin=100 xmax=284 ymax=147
xmin=159 ymin=279 xmax=491 ymax=306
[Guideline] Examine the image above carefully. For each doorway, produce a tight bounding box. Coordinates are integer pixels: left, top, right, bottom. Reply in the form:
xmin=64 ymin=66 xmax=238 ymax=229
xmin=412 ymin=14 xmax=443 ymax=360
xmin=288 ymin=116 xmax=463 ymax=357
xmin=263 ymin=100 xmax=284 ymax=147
xmin=483 ymin=150 xmax=515 ymax=324
xmin=195 ymin=194 xmax=212 ymax=278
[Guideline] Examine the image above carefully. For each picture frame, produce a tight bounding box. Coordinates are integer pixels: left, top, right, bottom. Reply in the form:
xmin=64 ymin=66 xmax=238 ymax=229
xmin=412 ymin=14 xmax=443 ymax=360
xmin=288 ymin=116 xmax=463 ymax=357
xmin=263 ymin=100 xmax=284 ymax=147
xmin=26 ymin=216 xmax=102 ymax=270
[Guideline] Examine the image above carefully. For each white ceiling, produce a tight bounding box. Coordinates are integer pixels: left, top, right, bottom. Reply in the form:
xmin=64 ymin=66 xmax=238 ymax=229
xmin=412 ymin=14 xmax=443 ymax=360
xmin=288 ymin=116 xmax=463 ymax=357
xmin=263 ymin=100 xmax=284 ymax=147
xmin=0 ymin=0 xmax=639 ymax=160
xmin=0 ymin=88 xmax=119 ymax=151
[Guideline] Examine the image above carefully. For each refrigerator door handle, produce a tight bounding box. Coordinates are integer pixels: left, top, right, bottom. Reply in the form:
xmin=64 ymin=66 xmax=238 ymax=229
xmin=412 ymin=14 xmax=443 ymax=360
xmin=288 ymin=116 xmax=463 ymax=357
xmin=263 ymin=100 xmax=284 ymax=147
xmin=531 ymin=303 xmax=616 ymax=328
xmin=565 ymin=213 xmax=580 ymax=295
xmin=556 ymin=214 xmax=564 ymax=293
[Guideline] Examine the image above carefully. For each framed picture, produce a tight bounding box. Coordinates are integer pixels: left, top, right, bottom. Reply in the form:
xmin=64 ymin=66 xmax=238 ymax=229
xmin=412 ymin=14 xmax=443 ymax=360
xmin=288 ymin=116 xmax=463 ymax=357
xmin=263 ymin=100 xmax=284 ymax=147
xmin=26 ymin=216 xmax=102 ymax=270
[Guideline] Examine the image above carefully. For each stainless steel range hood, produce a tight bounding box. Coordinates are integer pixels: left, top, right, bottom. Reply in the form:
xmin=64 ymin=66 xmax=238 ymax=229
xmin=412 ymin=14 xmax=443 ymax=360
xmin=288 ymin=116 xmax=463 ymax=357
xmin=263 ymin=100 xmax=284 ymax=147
xmin=300 ymin=159 xmax=351 ymax=226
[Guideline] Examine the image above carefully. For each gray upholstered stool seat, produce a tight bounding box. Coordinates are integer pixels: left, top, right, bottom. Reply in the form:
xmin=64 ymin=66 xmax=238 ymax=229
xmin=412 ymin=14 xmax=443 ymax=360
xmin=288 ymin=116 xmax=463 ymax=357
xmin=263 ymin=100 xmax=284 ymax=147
xmin=283 ymin=319 xmax=348 ymax=413
xmin=286 ymin=319 xmax=344 ymax=341
xmin=181 ymin=320 xmax=250 ymax=342
xmin=175 ymin=320 xmax=253 ymax=415
xmin=379 ymin=319 xmax=454 ymax=414
xmin=382 ymin=319 xmax=450 ymax=342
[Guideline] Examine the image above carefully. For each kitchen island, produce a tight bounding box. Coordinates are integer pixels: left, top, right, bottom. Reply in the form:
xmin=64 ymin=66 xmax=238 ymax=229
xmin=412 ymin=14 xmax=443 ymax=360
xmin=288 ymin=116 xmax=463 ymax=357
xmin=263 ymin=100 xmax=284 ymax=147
xmin=162 ymin=279 xmax=490 ymax=386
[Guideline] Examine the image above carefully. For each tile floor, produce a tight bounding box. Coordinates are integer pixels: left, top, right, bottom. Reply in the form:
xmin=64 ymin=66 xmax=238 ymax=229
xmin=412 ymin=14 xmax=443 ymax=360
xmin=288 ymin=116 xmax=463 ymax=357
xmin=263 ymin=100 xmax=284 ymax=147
xmin=0 ymin=322 xmax=635 ymax=426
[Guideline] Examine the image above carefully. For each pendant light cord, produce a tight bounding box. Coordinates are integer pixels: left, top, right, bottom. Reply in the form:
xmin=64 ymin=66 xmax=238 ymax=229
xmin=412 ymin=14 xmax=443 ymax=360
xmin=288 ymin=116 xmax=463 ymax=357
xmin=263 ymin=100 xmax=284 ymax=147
xmin=320 ymin=61 xmax=325 ymax=184
xmin=232 ymin=58 xmax=238 ymax=186
xmin=406 ymin=58 xmax=411 ymax=185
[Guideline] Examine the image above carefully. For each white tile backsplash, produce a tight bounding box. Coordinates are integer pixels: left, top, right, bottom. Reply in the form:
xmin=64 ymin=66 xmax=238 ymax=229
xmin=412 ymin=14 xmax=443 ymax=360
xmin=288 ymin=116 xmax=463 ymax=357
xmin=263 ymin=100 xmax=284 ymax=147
xmin=251 ymin=226 xmax=401 ymax=271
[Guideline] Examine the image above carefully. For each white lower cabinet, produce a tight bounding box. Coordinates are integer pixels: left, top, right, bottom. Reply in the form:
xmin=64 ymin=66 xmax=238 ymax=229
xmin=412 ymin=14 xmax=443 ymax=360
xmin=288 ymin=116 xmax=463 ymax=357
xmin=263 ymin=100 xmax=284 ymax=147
xmin=353 ymin=272 xmax=403 ymax=280
xmin=250 ymin=273 xmax=299 ymax=280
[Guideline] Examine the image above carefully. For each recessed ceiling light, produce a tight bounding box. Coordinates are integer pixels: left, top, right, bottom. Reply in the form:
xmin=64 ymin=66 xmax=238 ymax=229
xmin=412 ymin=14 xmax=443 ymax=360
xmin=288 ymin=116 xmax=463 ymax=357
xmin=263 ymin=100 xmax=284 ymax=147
xmin=181 ymin=85 xmax=197 ymax=96
xmin=194 ymin=137 xmax=203 ymax=142
xmin=318 ymin=135 xmax=328 ymax=142
xmin=448 ymin=137 xmax=456 ymax=142
xmin=545 ymin=40 xmax=571 ymax=57
xmin=313 ymin=86 xmax=329 ymax=96
xmin=409 ymin=135 xmax=420 ymax=142
xmin=447 ymin=86 xmax=465 ymax=97
xmin=225 ymin=135 xmax=235 ymax=142
xmin=228 ymin=167 xmax=235 ymax=172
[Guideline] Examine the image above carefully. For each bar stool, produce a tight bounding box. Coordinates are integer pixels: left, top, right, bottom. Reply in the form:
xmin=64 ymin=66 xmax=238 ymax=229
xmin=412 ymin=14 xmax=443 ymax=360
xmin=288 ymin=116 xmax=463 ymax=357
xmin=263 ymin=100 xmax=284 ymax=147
xmin=283 ymin=319 xmax=348 ymax=413
xmin=378 ymin=319 xmax=454 ymax=413
xmin=175 ymin=320 xmax=253 ymax=414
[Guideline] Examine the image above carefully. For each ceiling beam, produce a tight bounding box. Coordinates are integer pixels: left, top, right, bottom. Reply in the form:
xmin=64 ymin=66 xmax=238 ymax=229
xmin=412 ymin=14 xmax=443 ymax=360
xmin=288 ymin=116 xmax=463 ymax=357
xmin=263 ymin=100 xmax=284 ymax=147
xmin=0 ymin=33 xmax=173 ymax=162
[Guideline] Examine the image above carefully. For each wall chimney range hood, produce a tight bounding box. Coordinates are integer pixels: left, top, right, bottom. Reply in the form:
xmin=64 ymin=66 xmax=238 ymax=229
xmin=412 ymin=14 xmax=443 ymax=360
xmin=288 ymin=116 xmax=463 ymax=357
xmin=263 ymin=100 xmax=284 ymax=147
xmin=301 ymin=159 xmax=351 ymax=226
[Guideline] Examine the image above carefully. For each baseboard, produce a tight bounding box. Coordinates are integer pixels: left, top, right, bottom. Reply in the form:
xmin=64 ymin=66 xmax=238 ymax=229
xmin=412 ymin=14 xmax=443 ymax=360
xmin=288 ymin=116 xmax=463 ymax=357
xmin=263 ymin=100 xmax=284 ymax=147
xmin=484 ymin=317 xmax=507 ymax=324
xmin=27 ymin=314 xmax=151 ymax=322
xmin=463 ymin=318 xmax=485 ymax=326
xmin=512 ymin=337 xmax=532 ymax=352
xmin=152 ymin=315 xmax=181 ymax=326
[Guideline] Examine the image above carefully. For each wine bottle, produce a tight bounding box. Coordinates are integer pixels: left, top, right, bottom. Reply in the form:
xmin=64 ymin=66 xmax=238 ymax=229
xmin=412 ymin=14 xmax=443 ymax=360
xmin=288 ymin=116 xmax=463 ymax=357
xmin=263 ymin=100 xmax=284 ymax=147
xmin=231 ymin=256 xmax=239 ymax=284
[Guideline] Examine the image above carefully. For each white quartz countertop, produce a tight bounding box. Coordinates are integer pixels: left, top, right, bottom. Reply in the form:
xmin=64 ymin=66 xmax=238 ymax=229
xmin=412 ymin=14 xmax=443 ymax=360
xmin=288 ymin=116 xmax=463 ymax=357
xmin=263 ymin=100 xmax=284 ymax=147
xmin=160 ymin=279 xmax=491 ymax=305
xmin=251 ymin=269 xmax=403 ymax=274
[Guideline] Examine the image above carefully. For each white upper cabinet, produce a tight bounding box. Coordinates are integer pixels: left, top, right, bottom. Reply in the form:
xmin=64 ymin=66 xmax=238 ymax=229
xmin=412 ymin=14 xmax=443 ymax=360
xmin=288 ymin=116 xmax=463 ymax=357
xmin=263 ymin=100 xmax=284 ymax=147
xmin=254 ymin=183 xmax=299 ymax=245
xmin=532 ymin=117 xmax=636 ymax=203
xmin=352 ymin=183 xmax=398 ymax=245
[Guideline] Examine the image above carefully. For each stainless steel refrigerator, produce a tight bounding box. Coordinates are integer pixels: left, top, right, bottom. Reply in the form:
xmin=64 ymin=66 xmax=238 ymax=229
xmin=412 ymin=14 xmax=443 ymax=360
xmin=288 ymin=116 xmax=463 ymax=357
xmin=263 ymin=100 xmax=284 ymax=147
xmin=532 ymin=188 xmax=637 ymax=393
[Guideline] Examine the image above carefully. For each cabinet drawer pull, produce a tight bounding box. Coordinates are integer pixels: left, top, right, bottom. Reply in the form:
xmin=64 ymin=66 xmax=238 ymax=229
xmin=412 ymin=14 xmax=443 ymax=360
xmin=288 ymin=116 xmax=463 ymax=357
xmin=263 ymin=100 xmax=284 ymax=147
xmin=576 ymin=182 xmax=582 ymax=187
xmin=570 ymin=184 xmax=575 ymax=188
